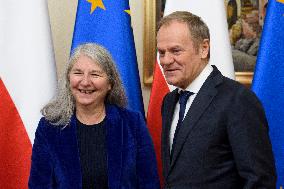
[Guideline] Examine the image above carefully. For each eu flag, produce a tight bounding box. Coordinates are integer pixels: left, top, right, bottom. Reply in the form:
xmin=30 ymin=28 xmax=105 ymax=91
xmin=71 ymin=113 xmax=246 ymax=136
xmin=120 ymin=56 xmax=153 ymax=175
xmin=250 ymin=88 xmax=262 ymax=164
xmin=71 ymin=0 xmax=144 ymax=115
xmin=252 ymin=0 xmax=284 ymax=187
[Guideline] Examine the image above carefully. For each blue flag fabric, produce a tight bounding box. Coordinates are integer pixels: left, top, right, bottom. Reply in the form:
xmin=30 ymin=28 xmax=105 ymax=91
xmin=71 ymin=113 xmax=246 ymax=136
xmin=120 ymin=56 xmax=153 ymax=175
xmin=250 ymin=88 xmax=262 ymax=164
xmin=71 ymin=0 xmax=144 ymax=115
xmin=252 ymin=0 xmax=284 ymax=187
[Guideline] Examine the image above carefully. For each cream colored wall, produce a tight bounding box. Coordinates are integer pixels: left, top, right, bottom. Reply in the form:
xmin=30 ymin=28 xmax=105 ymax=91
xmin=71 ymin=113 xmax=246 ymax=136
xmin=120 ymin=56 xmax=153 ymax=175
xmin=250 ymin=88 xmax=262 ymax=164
xmin=47 ymin=0 xmax=151 ymax=114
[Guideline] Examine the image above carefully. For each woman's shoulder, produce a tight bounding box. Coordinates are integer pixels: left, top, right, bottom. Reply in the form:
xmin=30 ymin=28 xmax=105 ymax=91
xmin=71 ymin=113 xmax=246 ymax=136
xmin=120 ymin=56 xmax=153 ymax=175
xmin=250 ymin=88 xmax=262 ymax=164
xmin=37 ymin=116 xmax=70 ymax=133
xmin=106 ymin=105 xmax=145 ymax=127
xmin=37 ymin=117 xmax=52 ymax=128
xmin=107 ymin=104 xmax=142 ymax=119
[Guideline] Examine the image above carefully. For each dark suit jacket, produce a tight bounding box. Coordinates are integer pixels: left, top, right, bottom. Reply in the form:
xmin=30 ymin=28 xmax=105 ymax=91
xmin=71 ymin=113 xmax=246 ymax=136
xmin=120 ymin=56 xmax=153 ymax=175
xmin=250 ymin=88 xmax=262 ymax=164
xmin=161 ymin=66 xmax=276 ymax=189
xmin=29 ymin=104 xmax=160 ymax=189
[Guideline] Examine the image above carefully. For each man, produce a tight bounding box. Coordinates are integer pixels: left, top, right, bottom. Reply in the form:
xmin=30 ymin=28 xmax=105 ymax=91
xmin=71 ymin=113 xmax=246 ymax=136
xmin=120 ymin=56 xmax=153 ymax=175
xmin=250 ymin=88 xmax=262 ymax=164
xmin=157 ymin=11 xmax=276 ymax=188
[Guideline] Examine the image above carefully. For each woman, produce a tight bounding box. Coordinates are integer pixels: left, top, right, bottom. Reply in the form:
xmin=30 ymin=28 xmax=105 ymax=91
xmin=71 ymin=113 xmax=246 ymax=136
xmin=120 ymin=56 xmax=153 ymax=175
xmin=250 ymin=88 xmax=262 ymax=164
xmin=29 ymin=43 xmax=160 ymax=189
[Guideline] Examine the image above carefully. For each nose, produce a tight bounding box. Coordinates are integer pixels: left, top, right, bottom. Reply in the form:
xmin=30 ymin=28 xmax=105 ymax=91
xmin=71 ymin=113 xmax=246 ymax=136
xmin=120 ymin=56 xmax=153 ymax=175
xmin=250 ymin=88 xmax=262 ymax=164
xmin=160 ymin=52 xmax=174 ymax=66
xmin=81 ymin=74 xmax=91 ymax=86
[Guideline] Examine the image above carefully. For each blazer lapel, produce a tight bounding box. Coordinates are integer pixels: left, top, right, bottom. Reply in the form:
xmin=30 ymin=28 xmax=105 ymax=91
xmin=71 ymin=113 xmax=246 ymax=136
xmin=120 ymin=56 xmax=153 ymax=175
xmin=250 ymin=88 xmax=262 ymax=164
xmin=170 ymin=66 xmax=223 ymax=168
xmin=58 ymin=107 xmax=123 ymax=189
xmin=162 ymin=89 xmax=179 ymax=178
xmin=105 ymin=105 xmax=123 ymax=189
xmin=56 ymin=115 xmax=82 ymax=188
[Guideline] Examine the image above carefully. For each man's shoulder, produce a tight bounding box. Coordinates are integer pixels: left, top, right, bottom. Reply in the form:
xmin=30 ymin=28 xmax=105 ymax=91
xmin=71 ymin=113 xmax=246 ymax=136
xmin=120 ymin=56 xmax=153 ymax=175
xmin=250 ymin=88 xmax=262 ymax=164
xmin=221 ymin=76 xmax=246 ymax=91
xmin=221 ymin=76 xmax=257 ymax=97
xmin=214 ymin=75 xmax=264 ymax=109
xmin=210 ymin=66 xmax=246 ymax=92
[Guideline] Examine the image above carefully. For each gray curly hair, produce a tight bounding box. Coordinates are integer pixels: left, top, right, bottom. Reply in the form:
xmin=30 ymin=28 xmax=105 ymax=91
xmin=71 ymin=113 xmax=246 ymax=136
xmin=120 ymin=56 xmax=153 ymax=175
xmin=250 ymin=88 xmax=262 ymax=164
xmin=41 ymin=43 xmax=127 ymax=126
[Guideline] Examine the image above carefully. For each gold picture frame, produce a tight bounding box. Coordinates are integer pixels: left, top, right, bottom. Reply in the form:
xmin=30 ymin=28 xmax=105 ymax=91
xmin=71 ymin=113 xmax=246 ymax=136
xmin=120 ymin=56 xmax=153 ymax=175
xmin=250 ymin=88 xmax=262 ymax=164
xmin=143 ymin=0 xmax=267 ymax=88
xmin=143 ymin=0 xmax=157 ymax=86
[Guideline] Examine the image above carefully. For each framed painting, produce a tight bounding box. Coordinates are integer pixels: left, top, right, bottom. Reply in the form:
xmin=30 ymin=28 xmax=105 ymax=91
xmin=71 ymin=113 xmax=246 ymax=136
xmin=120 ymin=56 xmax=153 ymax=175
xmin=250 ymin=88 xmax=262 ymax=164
xmin=143 ymin=0 xmax=268 ymax=87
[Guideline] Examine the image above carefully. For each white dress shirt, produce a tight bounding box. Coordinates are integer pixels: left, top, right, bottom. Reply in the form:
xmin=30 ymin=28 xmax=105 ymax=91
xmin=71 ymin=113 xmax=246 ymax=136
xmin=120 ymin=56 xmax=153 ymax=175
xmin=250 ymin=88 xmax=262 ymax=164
xmin=169 ymin=64 xmax=213 ymax=152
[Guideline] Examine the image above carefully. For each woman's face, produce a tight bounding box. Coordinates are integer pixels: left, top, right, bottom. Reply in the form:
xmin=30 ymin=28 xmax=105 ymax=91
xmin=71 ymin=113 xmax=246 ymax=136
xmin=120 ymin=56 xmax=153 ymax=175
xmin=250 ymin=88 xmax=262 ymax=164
xmin=69 ymin=55 xmax=111 ymax=109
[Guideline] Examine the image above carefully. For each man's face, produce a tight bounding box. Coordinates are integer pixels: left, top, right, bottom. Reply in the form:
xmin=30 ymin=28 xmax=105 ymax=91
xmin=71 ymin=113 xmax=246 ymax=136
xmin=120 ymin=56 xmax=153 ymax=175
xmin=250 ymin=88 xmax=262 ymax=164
xmin=157 ymin=21 xmax=209 ymax=89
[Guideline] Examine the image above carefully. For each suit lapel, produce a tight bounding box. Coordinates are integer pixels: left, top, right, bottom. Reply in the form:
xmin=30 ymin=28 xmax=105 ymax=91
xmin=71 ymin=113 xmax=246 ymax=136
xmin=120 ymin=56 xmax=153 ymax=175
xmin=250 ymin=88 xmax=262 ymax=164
xmin=105 ymin=105 xmax=123 ymax=189
xmin=162 ymin=89 xmax=179 ymax=178
xmin=170 ymin=67 xmax=223 ymax=168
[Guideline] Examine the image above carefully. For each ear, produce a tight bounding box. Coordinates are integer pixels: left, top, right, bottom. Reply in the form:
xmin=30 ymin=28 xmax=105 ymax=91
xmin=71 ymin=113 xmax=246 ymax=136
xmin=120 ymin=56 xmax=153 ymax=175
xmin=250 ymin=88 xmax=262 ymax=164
xmin=200 ymin=39 xmax=210 ymax=59
xmin=107 ymin=82 xmax=112 ymax=91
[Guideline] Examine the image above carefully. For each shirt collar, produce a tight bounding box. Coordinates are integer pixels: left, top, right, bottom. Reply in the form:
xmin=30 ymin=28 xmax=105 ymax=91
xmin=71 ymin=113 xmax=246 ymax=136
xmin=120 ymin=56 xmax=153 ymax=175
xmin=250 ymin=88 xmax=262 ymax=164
xmin=178 ymin=64 xmax=213 ymax=94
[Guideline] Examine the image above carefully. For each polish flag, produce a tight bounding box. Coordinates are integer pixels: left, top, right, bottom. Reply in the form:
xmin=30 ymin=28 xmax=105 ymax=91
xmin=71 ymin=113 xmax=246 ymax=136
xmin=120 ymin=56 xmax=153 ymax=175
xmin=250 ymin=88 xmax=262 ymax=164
xmin=0 ymin=0 xmax=57 ymax=188
xmin=147 ymin=0 xmax=235 ymax=184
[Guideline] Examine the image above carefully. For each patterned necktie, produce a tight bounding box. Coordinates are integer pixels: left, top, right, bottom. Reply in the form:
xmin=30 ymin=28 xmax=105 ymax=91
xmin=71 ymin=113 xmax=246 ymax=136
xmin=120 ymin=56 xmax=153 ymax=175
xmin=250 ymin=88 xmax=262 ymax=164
xmin=171 ymin=90 xmax=194 ymax=159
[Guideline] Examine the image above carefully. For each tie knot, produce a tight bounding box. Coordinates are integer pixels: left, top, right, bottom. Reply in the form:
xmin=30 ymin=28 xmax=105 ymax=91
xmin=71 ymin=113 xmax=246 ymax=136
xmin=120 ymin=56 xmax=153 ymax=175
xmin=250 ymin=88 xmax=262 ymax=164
xmin=179 ymin=91 xmax=194 ymax=105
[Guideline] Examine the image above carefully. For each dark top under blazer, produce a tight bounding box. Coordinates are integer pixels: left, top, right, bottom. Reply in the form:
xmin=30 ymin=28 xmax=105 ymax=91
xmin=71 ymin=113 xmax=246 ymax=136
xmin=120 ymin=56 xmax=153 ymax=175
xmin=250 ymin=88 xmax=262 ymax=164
xmin=161 ymin=66 xmax=276 ymax=189
xmin=29 ymin=104 xmax=160 ymax=189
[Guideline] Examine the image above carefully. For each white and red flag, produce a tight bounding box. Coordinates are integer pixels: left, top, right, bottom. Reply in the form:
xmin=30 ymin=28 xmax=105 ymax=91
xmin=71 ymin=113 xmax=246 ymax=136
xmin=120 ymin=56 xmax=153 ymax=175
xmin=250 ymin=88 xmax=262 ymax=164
xmin=147 ymin=0 xmax=235 ymax=184
xmin=0 ymin=0 xmax=56 ymax=188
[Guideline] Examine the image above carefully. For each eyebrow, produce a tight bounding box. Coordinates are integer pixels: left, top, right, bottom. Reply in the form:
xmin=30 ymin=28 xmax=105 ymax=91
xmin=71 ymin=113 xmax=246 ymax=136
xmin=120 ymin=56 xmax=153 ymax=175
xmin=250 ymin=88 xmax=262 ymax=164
xmin=90 ymin=70 xmax=104 ymax=74
xmin=169 ymin=45 xmax=182 ymax=50
xmin=157 ymin=45 xmax=182 ymax=50
xmin=71 ymin=68 xmax=104 ymax=74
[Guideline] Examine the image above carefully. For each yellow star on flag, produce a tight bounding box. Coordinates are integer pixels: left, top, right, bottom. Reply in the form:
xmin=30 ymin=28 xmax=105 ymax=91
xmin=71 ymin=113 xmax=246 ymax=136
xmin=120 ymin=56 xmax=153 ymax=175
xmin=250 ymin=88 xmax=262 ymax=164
xmin=86 ymin=0 xmax=106 ymax=14
xmin=277 ymin=0 xmax=284 ymax=4
xmin=124 ymin=10 xmax=131 ymax=15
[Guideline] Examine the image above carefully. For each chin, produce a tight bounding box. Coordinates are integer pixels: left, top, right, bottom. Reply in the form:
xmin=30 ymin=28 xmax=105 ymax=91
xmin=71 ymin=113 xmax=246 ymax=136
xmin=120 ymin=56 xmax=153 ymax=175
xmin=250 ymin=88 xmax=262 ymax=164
xmin=165 ymin=77 xmax=177 ymax=85
xmin=77 ymin=99 xmax=95 ymax=106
